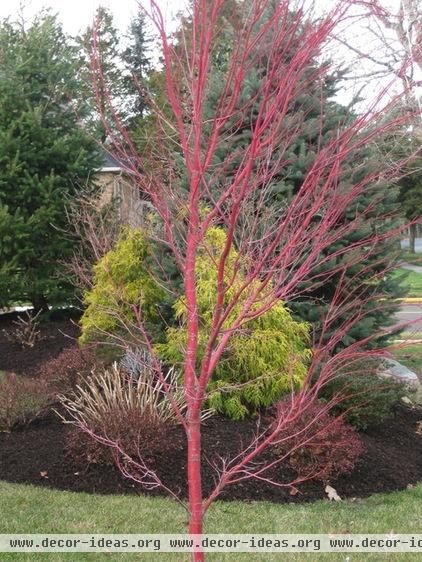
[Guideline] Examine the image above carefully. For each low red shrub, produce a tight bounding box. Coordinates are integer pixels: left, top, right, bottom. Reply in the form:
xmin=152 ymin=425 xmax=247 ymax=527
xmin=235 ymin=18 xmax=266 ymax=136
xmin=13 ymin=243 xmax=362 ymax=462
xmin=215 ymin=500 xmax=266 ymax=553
xmin=271 ymin=401 xmax=364 ymax=481
xmin=65 ymin=406 xmax=176 ymax=466
xmin=39 ymin=347 xmax=98 ymax=396
xmin=0 ymin=372 xmax=50 ymax=431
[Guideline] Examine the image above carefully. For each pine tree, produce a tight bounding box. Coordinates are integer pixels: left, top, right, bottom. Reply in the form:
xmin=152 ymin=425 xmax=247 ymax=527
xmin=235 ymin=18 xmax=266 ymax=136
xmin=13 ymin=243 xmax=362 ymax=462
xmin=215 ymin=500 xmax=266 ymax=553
xmin=186 ymin=5 xmax=404 ymax=347
xmin=77 ymin=6 xmax=123 ymax=142
xmin=267 ymin=87 xmax=404 ymax=347
xmin=0 ymin=12 xmax=100 ymax=311
xmin=122 ymin=11 xmax=153 ymax=119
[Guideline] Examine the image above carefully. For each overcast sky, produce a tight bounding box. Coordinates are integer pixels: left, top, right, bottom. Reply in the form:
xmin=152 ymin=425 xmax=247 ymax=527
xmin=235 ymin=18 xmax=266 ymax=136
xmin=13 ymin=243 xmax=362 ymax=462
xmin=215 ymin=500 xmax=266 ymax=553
xmin=0 ymin=0 xmax=401 ymax=33
xmin=0 ymin=0 xmax=415 ymax=110
xmin=0 ymin=0 xmax=186 ymax=35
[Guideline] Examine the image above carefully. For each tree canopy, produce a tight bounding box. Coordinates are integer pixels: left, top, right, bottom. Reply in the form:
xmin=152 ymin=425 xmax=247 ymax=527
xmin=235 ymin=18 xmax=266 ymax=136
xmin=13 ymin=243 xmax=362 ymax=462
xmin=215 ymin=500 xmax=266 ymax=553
xmin=0 ymin=12 xmax=100 ymax=310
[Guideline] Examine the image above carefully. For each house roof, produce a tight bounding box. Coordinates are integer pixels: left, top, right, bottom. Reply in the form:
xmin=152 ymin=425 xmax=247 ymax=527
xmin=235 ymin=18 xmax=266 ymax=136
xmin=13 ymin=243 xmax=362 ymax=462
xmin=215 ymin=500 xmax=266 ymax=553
xmin=98 ymin=150 xmax=124 ymax=172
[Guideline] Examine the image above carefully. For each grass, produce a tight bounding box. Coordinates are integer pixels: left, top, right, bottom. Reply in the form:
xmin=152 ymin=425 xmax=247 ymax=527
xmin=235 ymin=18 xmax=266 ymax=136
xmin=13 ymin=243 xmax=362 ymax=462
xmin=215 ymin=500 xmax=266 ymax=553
xmin=0 ymin=481 xmax=422 ymax=561
xmin=392 ymin=344 xmax=422 ymax=373
xmin=392 ymin=268 xmax=422 ymax=298
xmin=390 ymin=343 xmax=422 ymax=404
xmin=400 ymin=251 xmax=422 ymax=266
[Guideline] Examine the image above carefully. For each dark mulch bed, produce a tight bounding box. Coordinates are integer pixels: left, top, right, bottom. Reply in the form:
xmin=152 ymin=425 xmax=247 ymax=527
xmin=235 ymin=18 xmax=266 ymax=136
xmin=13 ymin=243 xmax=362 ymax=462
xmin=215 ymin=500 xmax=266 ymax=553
xmin=1 ymin=405 xmax=422 ymax=503
xmin=0 ymin=312 xmax=79 ymax=376
xmin=1 ymin=314 xmax=422 ymax=503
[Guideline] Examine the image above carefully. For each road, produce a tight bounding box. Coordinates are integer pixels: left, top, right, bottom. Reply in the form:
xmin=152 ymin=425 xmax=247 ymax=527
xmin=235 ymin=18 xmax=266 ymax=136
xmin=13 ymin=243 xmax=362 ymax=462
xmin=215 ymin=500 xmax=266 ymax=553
xmin=395 ymin=303 xmax=422 ymax=332
xmin=401 ymin=263 xmax=422 ymax=273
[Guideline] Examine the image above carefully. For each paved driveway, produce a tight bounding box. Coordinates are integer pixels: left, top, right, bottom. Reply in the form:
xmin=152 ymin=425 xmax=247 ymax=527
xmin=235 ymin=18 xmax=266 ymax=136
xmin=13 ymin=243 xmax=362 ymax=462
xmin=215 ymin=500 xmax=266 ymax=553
xmin=395 ymin=303 xmax=422 ymax=331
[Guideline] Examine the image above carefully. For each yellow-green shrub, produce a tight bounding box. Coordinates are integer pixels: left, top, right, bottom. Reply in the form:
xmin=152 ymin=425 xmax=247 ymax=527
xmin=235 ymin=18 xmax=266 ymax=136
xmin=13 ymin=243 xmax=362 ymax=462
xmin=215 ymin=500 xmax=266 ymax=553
xmin=79 ymin=227 xmax=168 ymax=347
xmin=156 ymin=227 xmax=311 ymax=420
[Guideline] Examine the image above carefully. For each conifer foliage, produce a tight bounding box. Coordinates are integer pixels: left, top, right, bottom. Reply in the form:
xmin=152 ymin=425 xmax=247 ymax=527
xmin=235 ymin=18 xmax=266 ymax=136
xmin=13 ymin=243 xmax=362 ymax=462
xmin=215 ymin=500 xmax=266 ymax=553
xmin=0 ymin=12 xmax=100 ymax=310
xmin=156 ymin=228 xmax=311 ymax=420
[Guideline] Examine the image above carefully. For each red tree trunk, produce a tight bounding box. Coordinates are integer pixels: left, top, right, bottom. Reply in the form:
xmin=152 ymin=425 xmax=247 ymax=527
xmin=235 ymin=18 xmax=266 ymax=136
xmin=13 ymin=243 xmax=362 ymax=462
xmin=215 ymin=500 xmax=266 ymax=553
xmin=187 ymin=414 xmax=204 ymax=561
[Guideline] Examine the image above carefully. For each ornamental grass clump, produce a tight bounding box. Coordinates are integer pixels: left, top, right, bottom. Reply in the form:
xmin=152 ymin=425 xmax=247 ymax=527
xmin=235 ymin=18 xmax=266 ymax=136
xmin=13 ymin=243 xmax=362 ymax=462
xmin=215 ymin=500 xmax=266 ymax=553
xmin=60 ymin=362 xmax=185 ymax=465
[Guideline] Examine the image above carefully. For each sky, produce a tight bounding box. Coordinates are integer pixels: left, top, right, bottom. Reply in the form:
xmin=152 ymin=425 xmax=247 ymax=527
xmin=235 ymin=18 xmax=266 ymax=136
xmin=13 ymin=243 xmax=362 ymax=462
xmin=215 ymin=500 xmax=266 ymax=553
xmin=0 ymin=0 xmax=416 ymax=110
xmin=0 ymin=0 xmax=401 ymax=34
xmin=0 ymin=0 xmax=185 ymax=35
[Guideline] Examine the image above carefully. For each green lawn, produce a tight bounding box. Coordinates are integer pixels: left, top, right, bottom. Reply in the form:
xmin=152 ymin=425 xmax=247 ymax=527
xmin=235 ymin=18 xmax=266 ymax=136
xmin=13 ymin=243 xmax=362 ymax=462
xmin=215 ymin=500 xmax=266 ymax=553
xmin=400 ymin=252 xmax=422 ymax=266
xmin=391 ymin=343 xmax=422 ymax=403
xmin=392 ymin=268 xmax=422 ymax=298
xmin=0 ymin=481 xmax=422 ymax=561
xmin=393 ymin=344 xmax=422 ymax=373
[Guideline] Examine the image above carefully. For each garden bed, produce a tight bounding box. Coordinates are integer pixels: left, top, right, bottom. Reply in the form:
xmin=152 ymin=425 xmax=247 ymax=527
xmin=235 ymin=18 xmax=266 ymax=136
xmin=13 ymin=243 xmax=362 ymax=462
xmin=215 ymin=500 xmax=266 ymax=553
xmin=0 ymin=404 xmax=421 ymax=504
xmin=1 ymin=312 xmax=422 ymax=505
xmin=0 ymin=312 xmax=79 ymax=376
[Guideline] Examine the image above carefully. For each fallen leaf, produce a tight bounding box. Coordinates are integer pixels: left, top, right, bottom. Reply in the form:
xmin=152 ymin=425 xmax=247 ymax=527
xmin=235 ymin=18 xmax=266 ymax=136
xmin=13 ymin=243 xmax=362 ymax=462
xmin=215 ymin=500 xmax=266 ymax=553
xmin=289 ymin=487 xmax=299 ymax=496
xmin=325 ymin=484 xmax=341 ymax=501
xmin=40 ymin=471 xmax=48 ymax=479
xmin=310 ymin=446 xmax=324 ymax=455
xmin=415 ymin=421 xmax=422 ymax=435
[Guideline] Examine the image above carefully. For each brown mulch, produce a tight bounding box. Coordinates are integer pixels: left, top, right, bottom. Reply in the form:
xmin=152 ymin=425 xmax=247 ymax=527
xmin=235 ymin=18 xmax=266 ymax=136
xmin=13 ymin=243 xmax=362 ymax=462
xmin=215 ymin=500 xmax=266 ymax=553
xmin=0 ymin=311 xmax=80 ymax=376
xmin=0 ymin=405 xmax=421 ymax=503
xmin=1 ymin=313 xmax=422 ymax=504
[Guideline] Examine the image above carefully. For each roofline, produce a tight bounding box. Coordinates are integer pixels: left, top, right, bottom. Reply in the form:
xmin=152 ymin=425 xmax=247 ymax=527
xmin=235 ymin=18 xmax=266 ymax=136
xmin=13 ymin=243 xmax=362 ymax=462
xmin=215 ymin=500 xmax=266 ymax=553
xmin=96 ymin=166 xmax=123 ymax=172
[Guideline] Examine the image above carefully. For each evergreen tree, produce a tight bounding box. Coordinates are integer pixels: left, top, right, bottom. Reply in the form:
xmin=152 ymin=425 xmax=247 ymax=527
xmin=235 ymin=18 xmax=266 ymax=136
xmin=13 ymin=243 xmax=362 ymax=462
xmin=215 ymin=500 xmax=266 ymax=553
xmin=175 ymin=3 xmax=404 ymax=347
xmin=0 ymin=12 xmax=100 ymax=311
xmin=266 ymin=88 xmax=404 ymax=347
xmin=122 ymin=11 xmax=153 ymax=119
xmin=399 ymin=156 xmax=422 ymax=253
xmin=77 ymin=7 xmax=155 ymax=144
xmin=77 ymin=6 xmax=123 ymax=141
xmin=395 ymin=117 xmax=422 ymax=254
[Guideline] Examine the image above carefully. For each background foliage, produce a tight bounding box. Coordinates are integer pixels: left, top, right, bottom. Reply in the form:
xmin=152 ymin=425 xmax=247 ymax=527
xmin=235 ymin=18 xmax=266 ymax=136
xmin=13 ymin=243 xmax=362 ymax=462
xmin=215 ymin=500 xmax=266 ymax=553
xmin=0 ymin=12 xmax=100 ymax=310
xmin=156 ymin=228 xmax=311 ymax=420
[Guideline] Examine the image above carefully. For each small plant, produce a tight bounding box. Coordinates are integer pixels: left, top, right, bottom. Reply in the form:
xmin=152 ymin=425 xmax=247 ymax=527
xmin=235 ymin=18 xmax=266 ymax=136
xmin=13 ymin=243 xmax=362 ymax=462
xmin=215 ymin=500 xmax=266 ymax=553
xmin=156 ymin=227 xmax=311 ymax=420
xmin=3 ymin=310 xmax=43 ymax=348
xmin=0 ymin=372 xmax=50 ymax=432
xmin=79 ymin=227 xmax=169 ymax=347
xmin=120 ymin=347 xmax=158 ymax=380
xmin=320 ymin=373 xmax=408 ymax=430
xmin=60 ymin=362 xmax=185 ymax=466
xmin=271 ymin=401 xmax=364 ymax=481
xmin=39 ymin=347 xmax=98 ymax=397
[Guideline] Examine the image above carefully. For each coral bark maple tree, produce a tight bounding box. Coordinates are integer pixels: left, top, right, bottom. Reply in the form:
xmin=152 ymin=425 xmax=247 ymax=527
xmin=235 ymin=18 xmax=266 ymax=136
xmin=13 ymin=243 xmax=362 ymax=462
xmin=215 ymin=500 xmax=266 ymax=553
xmin=71 ymin=1 xmax=422 ymax=559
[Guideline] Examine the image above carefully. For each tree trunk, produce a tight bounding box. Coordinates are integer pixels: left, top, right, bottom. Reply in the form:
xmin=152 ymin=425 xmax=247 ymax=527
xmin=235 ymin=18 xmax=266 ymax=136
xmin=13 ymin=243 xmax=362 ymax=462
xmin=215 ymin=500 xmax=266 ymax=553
xmin=187 ymin=414 xmax=204 ymax=562
xmin=409 ymin=223 xmax=416 ymax=254
xmin=31 ymin=293 xmax=49 ymax=315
